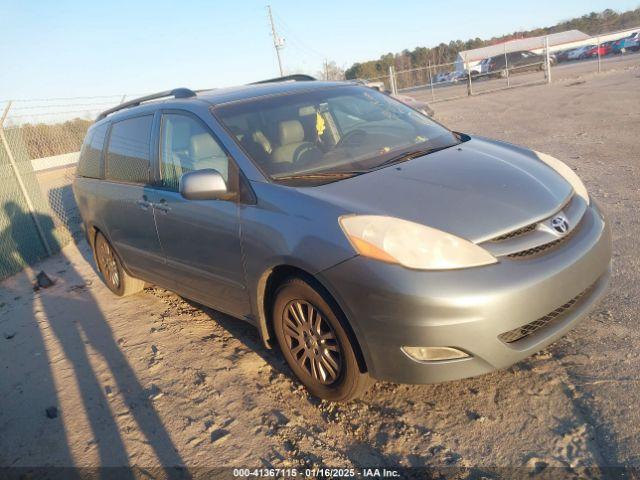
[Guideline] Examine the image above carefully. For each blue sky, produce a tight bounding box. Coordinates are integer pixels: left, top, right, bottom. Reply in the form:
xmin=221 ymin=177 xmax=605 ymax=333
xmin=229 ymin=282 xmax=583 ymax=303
xmin=1 ymin=0 xmax=637 ymax=99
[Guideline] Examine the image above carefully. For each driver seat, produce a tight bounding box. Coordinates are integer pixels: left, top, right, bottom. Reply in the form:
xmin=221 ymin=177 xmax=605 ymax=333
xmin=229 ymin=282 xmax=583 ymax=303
xmin=271 ymin=120 xmax=319 ymax=164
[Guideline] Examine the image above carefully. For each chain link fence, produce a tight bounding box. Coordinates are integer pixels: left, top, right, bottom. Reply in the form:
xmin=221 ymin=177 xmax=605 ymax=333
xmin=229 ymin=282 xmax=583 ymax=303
xmin=0 ymin=96 xmax=131 ymax=279
xmin=373 ymin=26 xmax=639 ymax=104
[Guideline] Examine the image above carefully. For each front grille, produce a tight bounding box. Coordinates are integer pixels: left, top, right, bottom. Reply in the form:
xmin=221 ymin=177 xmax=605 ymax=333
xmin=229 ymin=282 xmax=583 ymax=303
xmin=507 ymin=225 xmax=578 ymax=258
xmin=491 ymin=223 xmax=537 ymax=242
xmin=498 ymin=285 xmax=593 ymax=343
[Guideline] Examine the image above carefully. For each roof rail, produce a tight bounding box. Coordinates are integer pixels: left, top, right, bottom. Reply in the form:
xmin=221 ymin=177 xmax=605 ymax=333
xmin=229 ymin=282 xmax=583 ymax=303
xmin=250 ymin=74 xmax=317 ymax=85
xmin=96 ymin=88 xmax=197 ymax=121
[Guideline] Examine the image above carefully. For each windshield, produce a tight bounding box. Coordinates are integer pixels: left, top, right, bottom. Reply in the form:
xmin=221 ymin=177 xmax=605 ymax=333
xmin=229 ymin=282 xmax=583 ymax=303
xmin=213 ymin=85 xmax=461 ymax=185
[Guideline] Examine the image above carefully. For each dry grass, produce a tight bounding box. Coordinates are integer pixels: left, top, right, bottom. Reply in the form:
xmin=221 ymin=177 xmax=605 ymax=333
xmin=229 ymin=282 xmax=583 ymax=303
xmin=11 ymin=118 xmax=91 ymax=159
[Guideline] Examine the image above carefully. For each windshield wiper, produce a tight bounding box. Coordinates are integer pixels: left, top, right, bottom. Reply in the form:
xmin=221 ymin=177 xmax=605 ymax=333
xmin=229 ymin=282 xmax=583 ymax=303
xmin=274 ymin=170 xmax=366 ymax=181
xmin=373 ymin=145 xmax=455 ymax=170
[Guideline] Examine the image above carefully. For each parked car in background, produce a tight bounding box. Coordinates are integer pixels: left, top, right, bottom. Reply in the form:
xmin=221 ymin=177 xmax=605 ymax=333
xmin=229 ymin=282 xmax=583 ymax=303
xmin=553 ymin=49 xmax=574 ymax=63
xmin=483 ymin=50 xmax=552 ymax=77
xmin=352 ymin=79 xmax=434 ymax=117
xmin=390 ymin=93 xmax=435 ymax=117
xmin=612 ymin=32 xmax=640 ymax=54
xmin=448 ymin=70 xmax=466 ymax=83
xmin=74 ymin=77 xmax=611 ymax=401
xmin=585 ymin=43 xmax=612 ymax=57
xmin=625 ymin=32 xmax=640 ymax=51
xmin=611 ymin=38 xmax=626 ymax=54
xmin=567 ymin=45 xmax=595 ymax=60
xmin=352 ymin=78 xmax=385 ymax=92
xmin=433 ymin=72 xmax=450 ymax=83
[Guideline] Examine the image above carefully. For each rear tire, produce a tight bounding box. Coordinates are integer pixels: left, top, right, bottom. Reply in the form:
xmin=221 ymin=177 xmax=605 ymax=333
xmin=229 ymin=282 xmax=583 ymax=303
xmin=94 ymin=232 xmax=145 ymax=297
xmin=272 ymin=277 xmax=372 ymax=402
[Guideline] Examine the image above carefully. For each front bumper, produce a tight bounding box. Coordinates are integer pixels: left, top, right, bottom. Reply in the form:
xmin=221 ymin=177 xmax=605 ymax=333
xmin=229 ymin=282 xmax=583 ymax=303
xmin=318 ymin=205 xmax=612 ymax=384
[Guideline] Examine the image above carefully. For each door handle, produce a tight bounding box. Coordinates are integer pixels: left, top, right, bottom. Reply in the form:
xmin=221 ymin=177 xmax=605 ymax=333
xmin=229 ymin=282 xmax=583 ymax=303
xmin=155 ymin=199 xmax=171 ymax=214
xmin=137 ymin=196 xmax=152 ymax=210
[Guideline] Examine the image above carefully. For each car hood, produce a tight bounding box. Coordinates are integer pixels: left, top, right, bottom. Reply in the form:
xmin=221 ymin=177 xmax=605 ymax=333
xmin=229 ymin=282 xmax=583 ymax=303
xmin=303 ymin=136 xmax=572 ymax=243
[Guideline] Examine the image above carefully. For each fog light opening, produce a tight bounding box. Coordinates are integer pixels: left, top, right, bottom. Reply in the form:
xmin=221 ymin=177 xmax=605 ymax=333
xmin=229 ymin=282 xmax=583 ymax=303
xmin=402 ymin=346 xmax=470 ymax=362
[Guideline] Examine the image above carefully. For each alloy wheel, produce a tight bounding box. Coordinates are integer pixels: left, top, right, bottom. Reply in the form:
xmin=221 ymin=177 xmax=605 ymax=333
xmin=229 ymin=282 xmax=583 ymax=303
xmin=282 ymin=300 xmax=342 ymax=384
xmin=97 ymin=239 xmax=120 ymax=290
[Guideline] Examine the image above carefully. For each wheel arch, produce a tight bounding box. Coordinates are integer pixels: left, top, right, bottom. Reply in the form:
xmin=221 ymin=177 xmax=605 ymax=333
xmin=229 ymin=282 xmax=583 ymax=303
xmin=257 ymin=263 xmax=368 ymax=374
xmin=87 ymin=223 xmax=137 ymax=280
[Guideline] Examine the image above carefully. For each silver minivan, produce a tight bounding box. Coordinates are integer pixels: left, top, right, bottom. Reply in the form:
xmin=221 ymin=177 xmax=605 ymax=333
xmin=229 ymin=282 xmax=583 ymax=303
xmin=74 ymin=78 xmax=611 ymax=401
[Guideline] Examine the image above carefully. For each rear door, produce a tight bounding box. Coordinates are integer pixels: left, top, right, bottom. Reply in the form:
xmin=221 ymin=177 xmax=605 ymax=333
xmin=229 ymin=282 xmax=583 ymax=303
xmin=492 ymin=55 xmax=505 ymax=72
xmin=506 ymin=52 xmax=523 ymax=70
xmin=151 ymin=110 xmax=250 ymax=318
xmin=101 ymin=114 xmax=167 ymax=281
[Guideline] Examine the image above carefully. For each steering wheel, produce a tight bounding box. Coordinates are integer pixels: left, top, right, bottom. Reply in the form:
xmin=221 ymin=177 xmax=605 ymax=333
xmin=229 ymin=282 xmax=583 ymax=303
xmin=335 ymin=129 xmax=367 ymax=149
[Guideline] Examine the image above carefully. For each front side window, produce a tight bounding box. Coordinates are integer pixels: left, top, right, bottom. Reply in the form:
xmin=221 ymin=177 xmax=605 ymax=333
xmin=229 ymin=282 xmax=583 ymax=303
xmin=214 ymin=86 xmax=461 ymax=185
xmin=106 ymin=115 xmax=153 ymax=184
xmin=160 ymin=113 xmax=230 ymax=191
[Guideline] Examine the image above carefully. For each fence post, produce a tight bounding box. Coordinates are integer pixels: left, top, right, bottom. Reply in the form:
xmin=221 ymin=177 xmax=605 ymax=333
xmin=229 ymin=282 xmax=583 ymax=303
xmin=388 ymin=65 xmax=398 ymax=95
xmin=504 ymin=43 xmax=510 ymax=87
xmin=428 ymin=61 xmax=435 ymax=101
xmin=0 ymin=102 xmax=53 ymax=256
xmin=597 ymin=35 xmax=601 ymax=73
xmin=544 ymin=36 xmax=552 ymax=84
xmin=465 ymin=54 xmax=473 ymax=96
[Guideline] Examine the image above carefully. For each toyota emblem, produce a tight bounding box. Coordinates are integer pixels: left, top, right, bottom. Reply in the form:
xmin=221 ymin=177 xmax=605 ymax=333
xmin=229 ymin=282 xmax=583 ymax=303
xmin=551 ymin=216 xmax=570 ymax=234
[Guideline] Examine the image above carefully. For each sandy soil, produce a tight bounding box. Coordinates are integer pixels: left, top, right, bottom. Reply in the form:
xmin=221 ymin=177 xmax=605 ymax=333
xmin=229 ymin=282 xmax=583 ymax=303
xmin=1 ymin=64 xmax=639 ymax=476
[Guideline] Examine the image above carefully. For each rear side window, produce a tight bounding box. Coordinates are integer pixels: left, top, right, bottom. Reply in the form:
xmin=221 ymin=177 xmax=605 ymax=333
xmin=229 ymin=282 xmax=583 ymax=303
xmin=77 ymin=123 xmax=108 ymax=178
xmin=106 ymin=115 xmax=153 ymax=184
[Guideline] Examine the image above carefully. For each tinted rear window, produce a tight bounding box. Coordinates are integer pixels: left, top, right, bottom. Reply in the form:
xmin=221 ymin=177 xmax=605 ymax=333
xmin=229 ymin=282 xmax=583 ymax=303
xmin=106 ymin=115 xmax=153 ymax=183
xmin=77 ymin=123 xmax=108 ymax=178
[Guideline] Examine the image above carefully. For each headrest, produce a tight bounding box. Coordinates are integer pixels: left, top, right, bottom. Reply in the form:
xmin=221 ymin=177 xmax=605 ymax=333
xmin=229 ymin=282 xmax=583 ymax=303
xmin=171 ymin=120 xmax=191 ymax=150
xmin=278 ymin=120 xmax=304 ymax=146
xmin=189 ymin=132 xmax=220 ymax=160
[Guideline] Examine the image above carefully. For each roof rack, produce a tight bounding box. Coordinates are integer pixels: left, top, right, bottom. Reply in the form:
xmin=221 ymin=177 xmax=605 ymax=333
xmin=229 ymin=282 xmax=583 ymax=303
xmin=96 ymin=88 xmax=197 ymax=121
xmin=250 ymin=74 xmax=317 ymax=85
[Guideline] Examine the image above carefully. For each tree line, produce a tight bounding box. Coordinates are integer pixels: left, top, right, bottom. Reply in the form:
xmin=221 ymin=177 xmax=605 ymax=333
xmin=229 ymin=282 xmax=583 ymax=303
xmin=344 ymin=7 xmax=640 ymax=80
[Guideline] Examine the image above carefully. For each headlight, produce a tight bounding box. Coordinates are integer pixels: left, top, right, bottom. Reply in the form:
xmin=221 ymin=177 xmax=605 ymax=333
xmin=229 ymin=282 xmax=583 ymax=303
xmin=534 ymin=151 xmax=589 ymax=205
xmin=339 ymin=215 xmax=497 ymax=270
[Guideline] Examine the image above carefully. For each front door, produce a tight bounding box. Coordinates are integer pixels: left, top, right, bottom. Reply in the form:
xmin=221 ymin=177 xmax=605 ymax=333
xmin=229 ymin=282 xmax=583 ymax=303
xmin=152 ymin=111 xmax=250 ymax=318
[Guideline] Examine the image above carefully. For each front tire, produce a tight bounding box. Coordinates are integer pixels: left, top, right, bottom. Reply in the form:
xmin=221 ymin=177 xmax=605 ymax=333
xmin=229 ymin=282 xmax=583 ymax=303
xmin=94 ymin=232 xmax=145 ymax=297
xmin=272 ymin=277 xmax=372 ymax=402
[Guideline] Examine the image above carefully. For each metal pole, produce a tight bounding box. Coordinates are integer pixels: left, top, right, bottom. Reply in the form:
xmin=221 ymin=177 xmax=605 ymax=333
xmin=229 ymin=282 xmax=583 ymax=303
xmin=389 ymin=65 xmax=398 ymax=95
xmin=465 ymin=54 xmax=473 ymax=96
xmin=0 ymin=102 xmax=53 ymax=256
xmin=504 ymin=43 xmax=510 ymax=87
xmin=267 ymin=5 xmax=284 ymax=76
xmin=545 ymin=36 xmax=552 ymax=84
xmin=324 ymin=59 xmax=329 ymax=80
xmin=597 ymin=35 xmax=601 ymax=73
xmin=427 ymin=61 xmax=435 ymax=101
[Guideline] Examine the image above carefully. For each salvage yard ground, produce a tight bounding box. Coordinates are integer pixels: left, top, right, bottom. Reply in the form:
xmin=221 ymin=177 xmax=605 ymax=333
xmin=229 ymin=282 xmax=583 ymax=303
xmin=1 ymin=64 xmax=639 ymax=474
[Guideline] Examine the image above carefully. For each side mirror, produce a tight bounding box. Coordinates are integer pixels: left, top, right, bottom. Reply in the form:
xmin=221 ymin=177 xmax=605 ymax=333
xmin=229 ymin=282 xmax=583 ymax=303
xmin=179 ymin=169 xmax=227 ymax=200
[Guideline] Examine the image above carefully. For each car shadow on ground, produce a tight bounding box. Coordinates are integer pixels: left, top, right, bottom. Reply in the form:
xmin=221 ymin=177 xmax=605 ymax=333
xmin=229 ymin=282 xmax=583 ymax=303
xmin=180 ymin=297 xmax=296 ymax=387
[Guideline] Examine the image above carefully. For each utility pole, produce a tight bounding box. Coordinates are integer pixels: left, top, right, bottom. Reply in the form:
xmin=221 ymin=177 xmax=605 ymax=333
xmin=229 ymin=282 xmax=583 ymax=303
xmin=267 ymin=5 xmax=285 ymax=76
xmin=324 ymin=59 xmax=329 ymax=80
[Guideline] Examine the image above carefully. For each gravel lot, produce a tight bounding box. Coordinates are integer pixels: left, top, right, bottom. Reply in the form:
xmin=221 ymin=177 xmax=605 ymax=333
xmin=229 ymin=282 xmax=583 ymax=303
xmin=404 ymin=51 xmax=640 ymax=104
xmin=1 ymin=64 xmax=639 ymax=477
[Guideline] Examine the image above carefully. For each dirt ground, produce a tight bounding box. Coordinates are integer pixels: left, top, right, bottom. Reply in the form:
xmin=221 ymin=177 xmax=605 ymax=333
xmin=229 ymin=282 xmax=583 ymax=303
xmin=1 ymin=64 xmax=639 ymax=476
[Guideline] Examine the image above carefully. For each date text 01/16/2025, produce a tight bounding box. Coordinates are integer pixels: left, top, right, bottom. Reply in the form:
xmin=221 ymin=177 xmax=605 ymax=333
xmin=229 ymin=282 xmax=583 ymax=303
xmin=232 ymin=467 xmax=401 ymax=478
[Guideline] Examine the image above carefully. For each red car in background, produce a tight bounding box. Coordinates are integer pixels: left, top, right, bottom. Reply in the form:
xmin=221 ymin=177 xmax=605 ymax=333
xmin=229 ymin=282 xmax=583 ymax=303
xmin=586 ymin=43 xmax=612 ymax=57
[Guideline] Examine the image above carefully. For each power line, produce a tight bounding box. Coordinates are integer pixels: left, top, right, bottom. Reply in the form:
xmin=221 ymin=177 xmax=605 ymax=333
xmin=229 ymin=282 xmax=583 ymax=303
xmin=272 ymin=11 xmax=327 ymax=60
